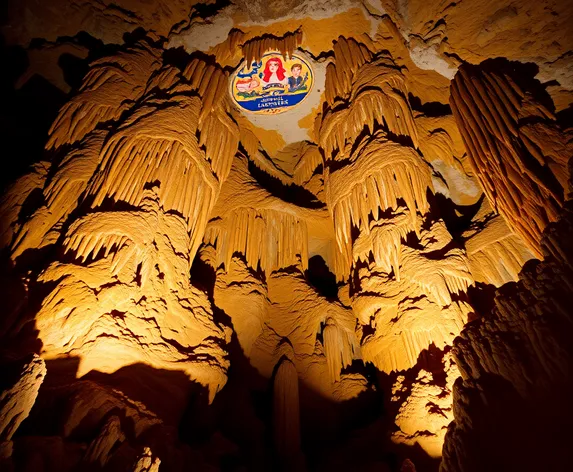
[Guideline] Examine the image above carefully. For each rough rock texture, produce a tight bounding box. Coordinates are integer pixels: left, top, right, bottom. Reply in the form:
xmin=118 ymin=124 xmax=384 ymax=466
xmin=392 ymin=353 xmax=459 ymax=458
xmin=2 ymin=0 xmax=212 ymax=45
xmin=441 ymin=200 xmax=573 ymax=472
xmin=392 ymin=0 xmax=573 ymax=93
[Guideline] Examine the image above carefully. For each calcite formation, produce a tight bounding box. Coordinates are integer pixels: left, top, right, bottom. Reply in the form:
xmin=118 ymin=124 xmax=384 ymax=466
xmin=1 ymin=1 xmax=572 ymax=471
xmin=0 ymin=355 xmax=46 ymax=442
xmin=450 ymin=62 xmax=571 ymax=258
xmin=391 ymin=353 xmax=459 ymax=458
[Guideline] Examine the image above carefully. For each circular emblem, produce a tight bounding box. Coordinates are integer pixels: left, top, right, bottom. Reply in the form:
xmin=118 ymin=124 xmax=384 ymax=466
xmin=230 ymin=51 xmax=314 ymax=115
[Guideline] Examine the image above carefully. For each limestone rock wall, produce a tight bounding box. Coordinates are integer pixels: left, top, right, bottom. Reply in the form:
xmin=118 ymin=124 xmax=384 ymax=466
xmin=0 ymin=1 xmax=572 ymax=471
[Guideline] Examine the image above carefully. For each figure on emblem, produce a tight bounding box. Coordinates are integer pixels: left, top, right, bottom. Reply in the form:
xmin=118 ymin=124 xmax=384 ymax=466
xmin=287 ymin=63 xmax=309 ymax=93
xmin=261 ymin=57 xmax=288 ymax=87
xmin=235 ymin=75 xmax=260 ymax=95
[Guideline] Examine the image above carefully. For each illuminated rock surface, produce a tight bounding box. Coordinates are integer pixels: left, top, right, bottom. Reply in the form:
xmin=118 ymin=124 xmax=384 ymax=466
xmin=0 ymin=1 xmax=572 ymax=471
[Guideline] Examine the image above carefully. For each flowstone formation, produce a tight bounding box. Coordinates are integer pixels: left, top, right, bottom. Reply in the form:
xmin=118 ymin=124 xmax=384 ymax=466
xmin=1 ymin=1 xmax=572 ymax=471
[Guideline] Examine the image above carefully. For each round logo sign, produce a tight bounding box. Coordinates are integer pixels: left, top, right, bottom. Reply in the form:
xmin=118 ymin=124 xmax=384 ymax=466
xmin=230 ymin=51 xmax=314 ymax=115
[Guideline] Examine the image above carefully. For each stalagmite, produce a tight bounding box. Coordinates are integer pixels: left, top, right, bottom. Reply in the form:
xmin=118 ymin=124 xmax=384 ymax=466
xmin=210 ymin=251 xmax=269 ymax=358
xmin=273 ymin=356 xmax=301 ymax=461
xmin=132 ymin=447 xmax=161 ymax=472
xmin=450 ymin=62 xmax=571 ymax=258
xmin=82 ymin=415 xmax=126 ymax=467
xmin=441 ymin=202 xmax=573 ymax=472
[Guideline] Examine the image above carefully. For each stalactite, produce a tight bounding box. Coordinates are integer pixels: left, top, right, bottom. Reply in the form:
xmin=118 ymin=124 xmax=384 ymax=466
xmin=293 ymin=144 xmax=323 ymax=186
xmin=144 ymin=65 xmax=183 ymax=94
xmin=463 ymin=200 xmax=534 ymax=286
xmin=182 ymin=59 xmax=228 ymax=120
xmin=204 ymin=207 xmax=309 ymax=275
xmin=231 ymin=114 xmax=296 ymax=185
xmin=327 ymin=132 xmax=432 ymax=260
xmin=207 ymin=28 xmax=246 ymax=66
xmin=353 ymin=210 xmax=414 ymax=278
xmin=319 ymin=50 xmax=429 ymax=282
xmin=400 ymin=245 xmax=473 ymax=307
xmin=323 ymin=317 xmax=354 ymax=383
xmin=234 ymin=113 xmax=261 ymax=161
xmin=87 ymin=95 xmax=220 ymax=259
xmin=416 ymin=114 xmax=467 ymax=170
xmin=47 ymin=42 xmax=161 ymax=149
xmin=182 ymin=59 xmax=240 ymax=181
xmin=320 ymin=50 xmax=418 ymax=159
xmin=450 ymin=62 xmax=570 ymax=258
xmin=354 ymin=220 xmax=472 ymax=372
xmin=273 ymin=356 xmax=301 ymax=460
xmin=198 ymin=107 xmax=240 ymax=182
xmin=11 ymin=131 xmax=107 ymax=258
xmin=359 ymin=292 xmax=469 ymax=373
xmin=0 ymin=162 xmax=49 ymax=250
xmin=241 ymin=29 xmax=303 ymax=65
xmin=324 ymin=37 xmax=373 ymax=106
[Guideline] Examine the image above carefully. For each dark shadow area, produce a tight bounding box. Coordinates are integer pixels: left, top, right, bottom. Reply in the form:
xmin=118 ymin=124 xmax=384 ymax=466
xmin=476 ymin=58 xmax=554 ymax=112
xmin=247 ymin=159 xmax=325 ymax=209
xmin=84 ymin=364 xmax=205 ymax=427
xmin=12 ymin=355 xmax=243 ymax=471
xmin=208 ymin=318 xmax=273 ymax=471
xmin=191 ymin=251 xmax=217 ymax=298
xmin=194 ymin=0 xmax=233 ymax=18
xmin=428 ymin=192 xmax=484 ymax=241
xmin=556 ymin=101 xmax=573 ymax=129
xmin=305 ymin=255 xmax=338 ymax=300
xmin=467 ymin=282 xmax=497 ymax=321
xmin=0 ymin=36 xmax=66 ymax=192
xmin=408 ymin=94 xmax=452 ymax=116
xmin=446 ymin=372 xmax=573 ymax=472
